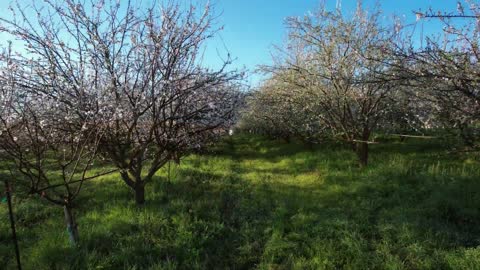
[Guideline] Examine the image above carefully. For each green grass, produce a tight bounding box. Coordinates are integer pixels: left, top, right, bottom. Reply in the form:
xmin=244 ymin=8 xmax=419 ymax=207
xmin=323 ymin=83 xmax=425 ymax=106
xmin=1 ymin=134 xmax=480 ymax=269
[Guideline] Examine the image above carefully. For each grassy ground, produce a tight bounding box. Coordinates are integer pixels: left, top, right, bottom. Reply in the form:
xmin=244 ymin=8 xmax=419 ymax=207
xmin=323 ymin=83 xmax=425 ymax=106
xmin=1 ymin=134 xmax=480 ymax=269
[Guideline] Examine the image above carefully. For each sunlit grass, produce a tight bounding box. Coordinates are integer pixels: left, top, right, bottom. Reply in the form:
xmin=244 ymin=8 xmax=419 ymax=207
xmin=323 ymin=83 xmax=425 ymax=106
xmin=1 ymin=134 xmax=480 ymax=269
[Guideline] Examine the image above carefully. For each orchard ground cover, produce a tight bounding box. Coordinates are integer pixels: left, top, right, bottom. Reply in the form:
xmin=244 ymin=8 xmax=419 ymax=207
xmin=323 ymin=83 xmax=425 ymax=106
xmin=1 ymin=135 xmax=480 ymax=269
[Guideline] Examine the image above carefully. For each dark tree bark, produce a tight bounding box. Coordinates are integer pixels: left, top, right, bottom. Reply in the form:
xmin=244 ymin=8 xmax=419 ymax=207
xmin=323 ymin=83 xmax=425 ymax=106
xmin=356 ymin=142 xmax=369 ymax=167
xmin=356 ymin=130 xmax=371 ymax=167
xmin=120 ymin=172 xmax=146 ymax=205
xmin=134 ymin=181 xmax=145 ymax=205
xmin=4 ymin=179 xmax=22 ymax=270
xmin=303 ymin=139 xmax=315 ymax=151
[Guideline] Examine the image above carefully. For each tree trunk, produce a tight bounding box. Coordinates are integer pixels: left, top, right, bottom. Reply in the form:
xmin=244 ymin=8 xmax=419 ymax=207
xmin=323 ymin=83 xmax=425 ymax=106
xmin=120 ymin=172 xmax=145 ymax=205
xmin=63 ymin=205 xmax=79 ymax=245
xmin=134 ymin=181 xmax=145 ymax=205
xmin=4 ymin=179 xmax=22 ymax=269
xmin=356 ymin=142 xmax=369 ymax=167
xmin=459 ymin=125 xmax=475 ymax=147
xmin=303 ymin=140 xmax=314 ymax=151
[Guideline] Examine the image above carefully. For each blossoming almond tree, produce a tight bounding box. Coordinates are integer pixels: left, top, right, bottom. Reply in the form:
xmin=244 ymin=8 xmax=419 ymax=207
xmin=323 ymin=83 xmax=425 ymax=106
xmin=265 ymin=4 xmax=399 ymax=166
xmin=0 ymin=0 xmax=241 ymax=205
xmin=0 ymin=43 xmax=114 ymax=245
xmin=398 ymin=1 xmax=480 ymax=148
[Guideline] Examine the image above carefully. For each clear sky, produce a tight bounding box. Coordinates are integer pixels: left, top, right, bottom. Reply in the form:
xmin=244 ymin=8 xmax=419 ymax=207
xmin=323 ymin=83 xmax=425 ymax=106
xmin=0 ymin=0 xmax=465 ymax=87
xmin=202 ymin=0 xmax=456 ymax=87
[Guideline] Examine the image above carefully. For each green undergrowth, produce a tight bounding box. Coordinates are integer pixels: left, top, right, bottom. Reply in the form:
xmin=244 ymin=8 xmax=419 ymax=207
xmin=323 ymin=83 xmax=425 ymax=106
xmin=1 ymin=134 xmax=480 ymax=269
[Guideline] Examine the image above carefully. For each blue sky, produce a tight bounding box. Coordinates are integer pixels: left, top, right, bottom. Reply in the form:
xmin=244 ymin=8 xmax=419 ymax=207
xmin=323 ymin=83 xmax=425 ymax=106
xmin=202 ymin=0 xmax=455 ymax=86
xmin=0 ymin=0 xmax=465 ymax=86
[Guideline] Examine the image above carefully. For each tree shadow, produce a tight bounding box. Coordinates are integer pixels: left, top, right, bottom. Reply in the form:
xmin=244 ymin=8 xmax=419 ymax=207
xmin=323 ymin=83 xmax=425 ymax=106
xmin=70 ymin=165 xmax=480 ymax=269
xmin=3 ymin=136 xmax=480 ymax=269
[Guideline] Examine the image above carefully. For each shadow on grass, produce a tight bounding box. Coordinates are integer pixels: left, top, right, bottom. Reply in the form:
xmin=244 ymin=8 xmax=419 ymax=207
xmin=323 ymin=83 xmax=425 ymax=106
xmin=1 ymin=135 xmax=480 ymax=269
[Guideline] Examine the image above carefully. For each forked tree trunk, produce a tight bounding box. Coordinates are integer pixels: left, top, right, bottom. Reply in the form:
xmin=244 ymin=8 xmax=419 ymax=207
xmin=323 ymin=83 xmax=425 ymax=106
xmin=120 ymin=172 xmax=146 ymax=205
xmin=356 ymin=142 xmax=369 ymax=167
xmin=134 ymin=181 xmax=145 ymax=205
xmin=63 ymin=205 xmax=79 ymax=245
